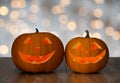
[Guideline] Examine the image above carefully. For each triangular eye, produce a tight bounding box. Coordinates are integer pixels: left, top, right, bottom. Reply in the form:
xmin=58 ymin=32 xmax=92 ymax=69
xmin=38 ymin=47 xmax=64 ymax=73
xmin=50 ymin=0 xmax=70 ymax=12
xmin=72 ymin=42 xmax=82 ymax=51
xmin=91 ymin=42 xmax=102 ymax=50
xmin=42 ymin=37 xmax=52 ymax=45
xmin=24 ymin=37 xmax=32 ymax=44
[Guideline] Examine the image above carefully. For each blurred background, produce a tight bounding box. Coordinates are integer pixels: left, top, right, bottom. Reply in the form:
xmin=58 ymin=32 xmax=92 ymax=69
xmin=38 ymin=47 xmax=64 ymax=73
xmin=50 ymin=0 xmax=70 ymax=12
xmin=0 ymin=0 xmax=120 ymax=57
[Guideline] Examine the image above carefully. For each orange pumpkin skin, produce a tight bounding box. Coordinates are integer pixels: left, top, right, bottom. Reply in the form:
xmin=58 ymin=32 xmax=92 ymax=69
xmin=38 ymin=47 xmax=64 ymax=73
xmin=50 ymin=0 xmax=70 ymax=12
xmin=65 ymin=30 xmax=109 ymax=73
xmin=12 ymin=29 xmax=64 ymax=73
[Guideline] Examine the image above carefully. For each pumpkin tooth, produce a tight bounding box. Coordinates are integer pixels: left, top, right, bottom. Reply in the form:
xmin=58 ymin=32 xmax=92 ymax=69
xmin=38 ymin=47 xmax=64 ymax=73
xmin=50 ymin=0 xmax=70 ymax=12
xmin=73 ymin=59 xmax=76 ymax=62
xmin=33 ymin=61 xmax=37 ymax=64
xmin=99 ymin=56 xmax=102 ymax=60
xmin=85 ymin=61 xmax=89 ymax=64
xmin=39 ymin=56 xmax=43 ymax=58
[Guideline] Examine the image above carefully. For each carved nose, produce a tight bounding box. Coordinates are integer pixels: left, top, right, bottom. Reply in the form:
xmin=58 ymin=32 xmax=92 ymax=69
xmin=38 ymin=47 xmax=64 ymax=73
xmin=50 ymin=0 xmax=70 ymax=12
xmin=35 ymin=47 xmax=40 ymax=51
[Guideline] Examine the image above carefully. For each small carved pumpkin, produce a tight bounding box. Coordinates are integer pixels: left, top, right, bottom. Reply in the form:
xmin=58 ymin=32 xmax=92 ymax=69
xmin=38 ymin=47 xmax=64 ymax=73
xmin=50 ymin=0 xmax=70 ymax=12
xmin=12 ymin=28 xmax=64 ymax=73
xmin=65 ymin=30 xmax=109 ymax=73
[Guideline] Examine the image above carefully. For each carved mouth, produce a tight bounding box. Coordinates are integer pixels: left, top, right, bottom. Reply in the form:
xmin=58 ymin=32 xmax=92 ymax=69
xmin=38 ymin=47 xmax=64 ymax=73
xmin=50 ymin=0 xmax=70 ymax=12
xmin=68 ymin=50 xmax=106 ymax=64
xmin=19 ymin=50 xmax=55 ymax=64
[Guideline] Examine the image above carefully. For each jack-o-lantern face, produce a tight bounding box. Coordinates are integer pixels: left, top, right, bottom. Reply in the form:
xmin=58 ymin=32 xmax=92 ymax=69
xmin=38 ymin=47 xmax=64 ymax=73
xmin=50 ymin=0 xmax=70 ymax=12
xmin=19 ymin=37 xmax=55 ymax=64
xmin=68 ymin=40 xmax=106 ymax=64
xmin=12 ymin=29 xmax=64 ymax=73
xmin=65 ymin=30 xmax=109 ymax=73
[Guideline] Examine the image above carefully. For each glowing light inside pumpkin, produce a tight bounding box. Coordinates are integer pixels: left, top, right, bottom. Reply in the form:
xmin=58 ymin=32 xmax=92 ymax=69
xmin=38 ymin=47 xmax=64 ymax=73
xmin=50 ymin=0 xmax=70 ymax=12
xmin=72 ymin=42 xmax=81 ymax=49
xmin=91 ymin=42 xmax=102 ymax=50
xmin=77 ymin=45 xmax=83 ymax=51
xmin=69 ymin=50 xmax=106 ymax=64
xmin=18 ymin=36 xmax=57 ymax=64
xmin=19 ymin=50 xmax=55 ymax=64
xmin=35 ymin=47 xmax=40 ymax=51
xmin=24 ymin=37 xmax=32 ymax=44
xmin=42 ymin=37 xmax=52 ymax=45
xmin=70 ymin=41 xmax=103 ymax=56
xmin=85 ymin=50 xmax=89 ymax=54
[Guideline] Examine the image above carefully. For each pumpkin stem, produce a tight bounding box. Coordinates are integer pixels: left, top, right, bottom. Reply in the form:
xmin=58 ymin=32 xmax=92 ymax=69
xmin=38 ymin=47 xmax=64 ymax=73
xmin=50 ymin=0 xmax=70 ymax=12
xmin=35 ymin=28 xmax=39 ymax=33
xmin=85 ymin=30 xmax=90 ymax=38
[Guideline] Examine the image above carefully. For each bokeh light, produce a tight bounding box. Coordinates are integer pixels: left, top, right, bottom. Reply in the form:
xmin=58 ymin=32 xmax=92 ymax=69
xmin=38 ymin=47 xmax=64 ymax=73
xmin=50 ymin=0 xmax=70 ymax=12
xmin=30 ymin=4 xmax=39 ymax=13
xmin=59 ymin=14 xmax=68 ymax=24
xmin=94 ymin=0 xmax=104 ymax=4
xmin=93 ymin=8 xmax=103 ymax=18
xmin=11 ymin=0 xmax=26 ymax=8
xmin=67 ymin=21 xmax=77 ymax=31
xmin=9 ymin=10 xmax=20 ymax=20
xmin=51 ymin=5 xmax=65 ymax=15
xmin=0 ymin=6 xmax=9 ymax=16
xmin=91 ymin=20 xmax=104 ymax=29
xmin=105 ymin=26 xmax=114 ymax=36
xmin=112 ymin=31 xmax=120 ymax=40
xmin=0 ymin=45 xmax=9 ymax=55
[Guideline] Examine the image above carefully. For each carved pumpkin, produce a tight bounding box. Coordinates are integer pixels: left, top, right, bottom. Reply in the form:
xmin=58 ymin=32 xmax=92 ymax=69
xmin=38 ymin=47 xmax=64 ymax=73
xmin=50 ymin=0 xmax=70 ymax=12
xmin=65 ymin=30 xmax=109 ymax=73
xmin=12 ymin=28 xmax=64 ymax=73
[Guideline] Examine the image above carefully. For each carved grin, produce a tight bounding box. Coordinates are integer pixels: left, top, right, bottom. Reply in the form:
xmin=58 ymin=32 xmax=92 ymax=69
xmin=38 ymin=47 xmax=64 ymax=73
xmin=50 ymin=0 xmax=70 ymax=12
xmin=19 ymin=50 xmax=55 ymax=64
xmin=69 ymin=50 xmax=106 ymax=64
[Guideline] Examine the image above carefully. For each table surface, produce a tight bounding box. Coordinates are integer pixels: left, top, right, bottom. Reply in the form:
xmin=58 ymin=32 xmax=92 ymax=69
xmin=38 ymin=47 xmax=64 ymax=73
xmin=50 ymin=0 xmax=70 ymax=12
xmin=0 ymin=57 xmax=120 ymax=83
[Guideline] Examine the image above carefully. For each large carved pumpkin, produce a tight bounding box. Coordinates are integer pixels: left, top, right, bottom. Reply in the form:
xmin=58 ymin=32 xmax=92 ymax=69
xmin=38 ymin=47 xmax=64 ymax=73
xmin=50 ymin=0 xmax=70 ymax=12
xmin=65 ymin=30 xmax=109 ymax=73
xmin=12 ymin=28 xmax=64 ymax=73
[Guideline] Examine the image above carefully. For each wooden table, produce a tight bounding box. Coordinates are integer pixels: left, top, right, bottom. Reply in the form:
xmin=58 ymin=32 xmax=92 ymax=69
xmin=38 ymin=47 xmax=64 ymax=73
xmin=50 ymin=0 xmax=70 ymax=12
xmin=0 ymin=58 xmax=120 ymax=83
